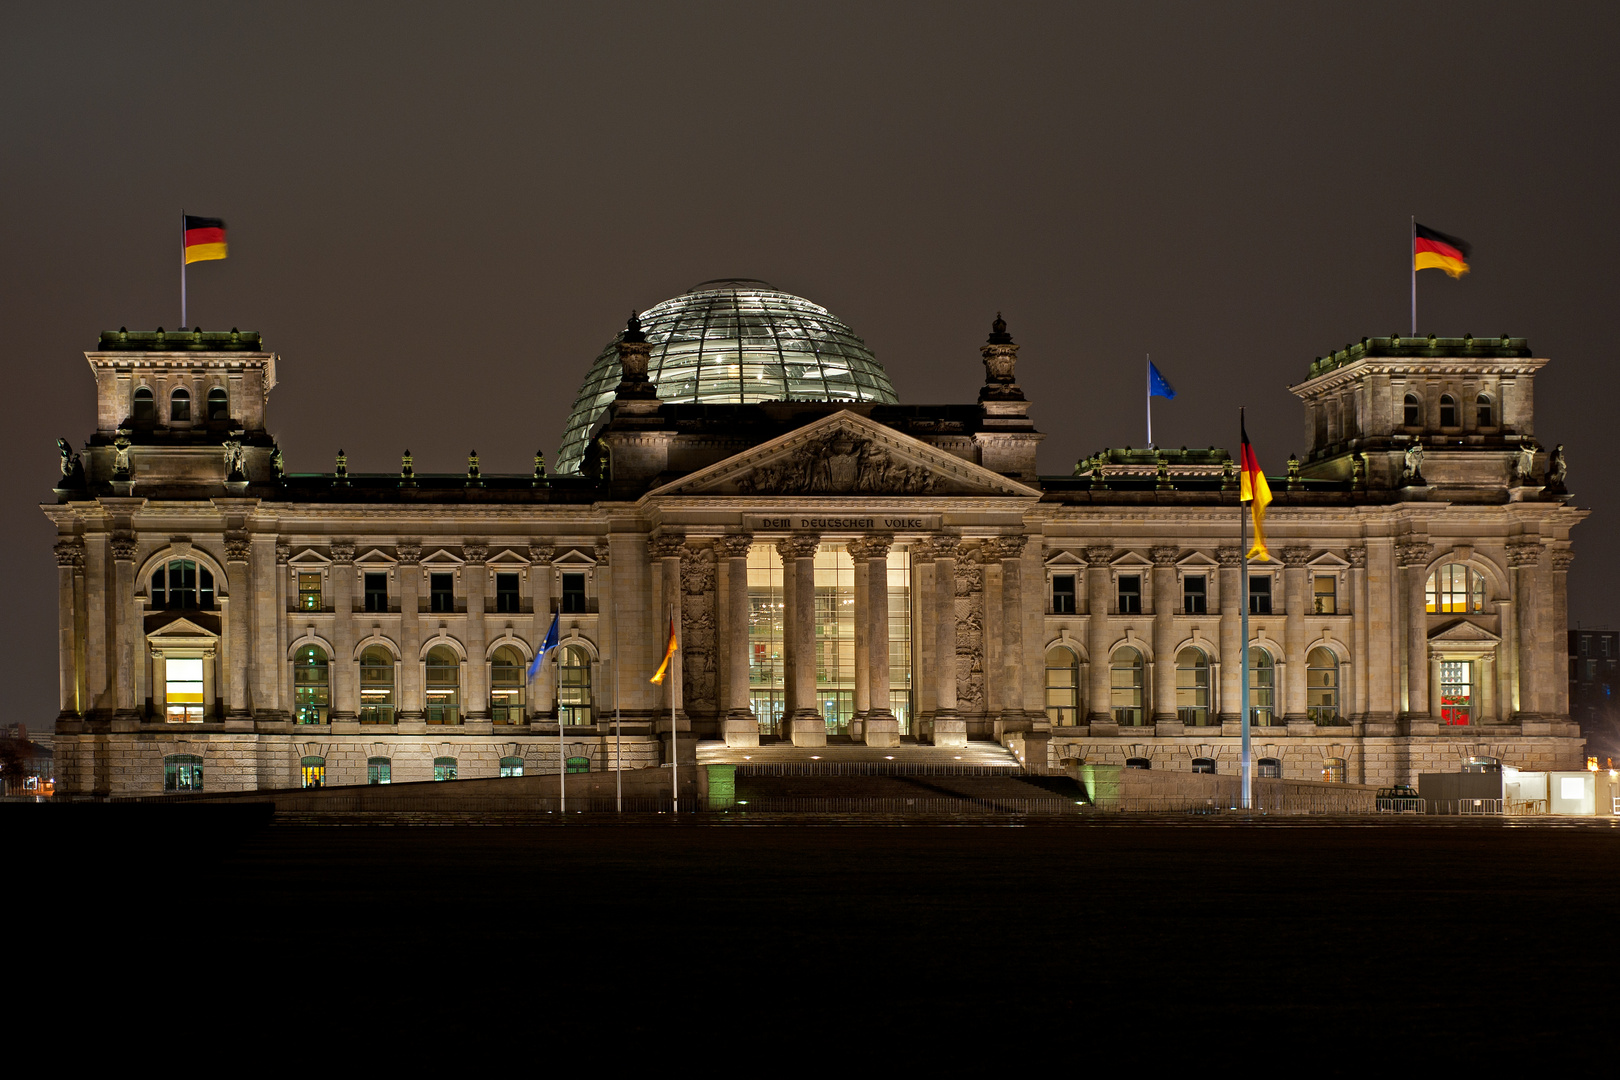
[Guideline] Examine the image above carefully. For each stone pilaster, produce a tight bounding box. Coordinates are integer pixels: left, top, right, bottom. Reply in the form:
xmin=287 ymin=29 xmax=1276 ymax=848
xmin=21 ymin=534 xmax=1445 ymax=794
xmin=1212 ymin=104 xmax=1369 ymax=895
xmin=109 ymin=532 xmax=139 ymax=724
xmin=1397 ymin=538 xmax=1433 ymax=728
xmin=849 ymin=535 xmax=898 ymax=746
xmin=55 ymin=538 xmax=84 ymax=720
xmin=329 ymin=541 xmax=357 ymax=721
xmin=1347 ymin=546 xmax=1368 ymax=722
xmin=252 ymin=535 xmax=282 ymax=719
xmin=989 ymin=535 xmax=1029 ymax=729
xmin=1281 ymin=546 xmax=1311 ymax=721
xmin=1084 ymin=546 xmax=1115 ymax=724
xmin=462 ymin=542 xmax=489 ymax=721
xmin=1215 ymin=547 xmax=1243 ymax=722
xmin=1551 ymin=548 xmax=1574 ymax=719
xmin=1150 ymin=545 xmax=1180 ymax=723
xmin=395 ymin=542 xmax=422 ymax=720
xmin=777 ymin=535 xmax=823 ymax=746
xmin=925 ymin=535 xmax=965 ymax=747
xmin=1506 ymin=539 xmax=1541 ymax=720
xmin=275 ymin=541 xmax=291 ymax=722
xmin=714 ymin=534 xmax=758 ymax=747
xmin=650 ymin=533 xmax=688 ymax=731
xmin=224 ymin=532 xmax=253 ymax=725
xmin=526 ymin=542 xmax=553 ymax=718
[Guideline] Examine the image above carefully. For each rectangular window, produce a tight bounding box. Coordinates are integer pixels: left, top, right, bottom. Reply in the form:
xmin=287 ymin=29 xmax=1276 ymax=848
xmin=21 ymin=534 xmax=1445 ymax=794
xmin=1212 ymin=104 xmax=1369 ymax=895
xmin=367 ymin=759 xmax=391 ymax=785
xmin=1051 ymin=574 xmax=1076 ymax=615
xmin=165 ymin=657 xmax=205 ymax=723
xmin=1182 ymin=575 xmax=1207 ymax=614
xmin=1116 ymin=574 xmax=1142 ymax=614
xmin=1049 ymin=573 xmax=1075 ymax=615
xmin=561 ymin=572 xmax=587 ymax=614
xmin=1441 ymin=660 xmax=1473 ymax=725
xmin=495 ymin=572 xmax=520 ymax=614
xmin=1249 ymin=576 xmax=1272 ymax=615
xmin=429 ymin=573 xmax=454 ymax=613
xmin=1313 ymin=574 xmax=1337 ymax=614
xmin=364 ymin=572 xmax=388 ymax=613
xmin=298 ymin=573 xmax=322 ymax=611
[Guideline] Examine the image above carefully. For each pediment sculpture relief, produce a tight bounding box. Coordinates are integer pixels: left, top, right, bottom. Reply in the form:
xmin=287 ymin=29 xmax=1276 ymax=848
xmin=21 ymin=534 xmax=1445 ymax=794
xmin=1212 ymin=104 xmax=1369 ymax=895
xmin=734 ymin=431 xmax=941 ymax=495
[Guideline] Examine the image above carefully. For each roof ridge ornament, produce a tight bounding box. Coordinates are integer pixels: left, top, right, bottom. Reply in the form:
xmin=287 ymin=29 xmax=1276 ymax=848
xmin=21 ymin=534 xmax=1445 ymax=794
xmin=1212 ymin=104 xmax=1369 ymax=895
xmin=980 ymin=311 xmax=1023 ymax=402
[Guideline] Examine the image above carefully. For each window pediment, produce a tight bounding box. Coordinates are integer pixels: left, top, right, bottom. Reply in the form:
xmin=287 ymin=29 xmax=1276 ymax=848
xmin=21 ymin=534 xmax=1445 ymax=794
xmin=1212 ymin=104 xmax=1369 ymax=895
xmin=287 ymin=548 xmax=332 ymax=568
xmin=486 ymin=549 xmax=531 ymax=567
xmin=354 ymin=548 xmax=398 ymax=567
xmin=420 ymin=549 xmax=465 ymax=568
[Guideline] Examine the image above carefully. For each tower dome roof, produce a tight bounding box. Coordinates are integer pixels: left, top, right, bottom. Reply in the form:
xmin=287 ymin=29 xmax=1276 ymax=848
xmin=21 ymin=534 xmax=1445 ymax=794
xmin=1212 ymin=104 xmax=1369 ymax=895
xmin=555 ymin=279 xmax=898 ymax=475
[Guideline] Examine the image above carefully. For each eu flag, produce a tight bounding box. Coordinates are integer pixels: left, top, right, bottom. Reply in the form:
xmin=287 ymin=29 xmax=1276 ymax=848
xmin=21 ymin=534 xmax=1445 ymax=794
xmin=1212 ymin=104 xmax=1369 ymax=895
xmin=1149 ymin=362 xmax=1177 ymax=400
xmin=527 ymin=613 xmax=560 ymax=680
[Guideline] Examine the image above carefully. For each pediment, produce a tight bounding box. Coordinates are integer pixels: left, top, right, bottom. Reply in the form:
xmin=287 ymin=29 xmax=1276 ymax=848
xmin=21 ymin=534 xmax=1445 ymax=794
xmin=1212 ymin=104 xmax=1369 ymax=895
xmin=1177 ymin=552 xmax=1218 ymax=568
xmin=146 ymin=613 xmax=221 ymax=648
xmin=552 ymin=548 xmax=598 ymax=567
xmin=1429 ymin=618 xmax=1501 ymax=644
xmin=420 ymin=548 xmax=465 ymax=567
xmin=287 ymin=547 xmax=331 ymax=567
xmin=1309 ymin=552 xmax=1350 ymax=569
xmin=1110 ymin=550 xmax=1153 ymax=568
xmin=486 ymin=549 xmax=531 ymax=567
xmin=646 ymin=410 xmax=1042 ymax=499
xmin=355 ymin=548 xmax=398 ymax=567
xmin=1045 ymin=549 xmax=1086 ymax=567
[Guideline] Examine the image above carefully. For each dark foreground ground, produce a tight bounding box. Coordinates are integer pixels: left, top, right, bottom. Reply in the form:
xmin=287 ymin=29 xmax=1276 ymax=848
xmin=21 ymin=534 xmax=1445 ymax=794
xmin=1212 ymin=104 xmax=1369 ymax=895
xmin=29 ymin=811 xmax=1619 ymax=1068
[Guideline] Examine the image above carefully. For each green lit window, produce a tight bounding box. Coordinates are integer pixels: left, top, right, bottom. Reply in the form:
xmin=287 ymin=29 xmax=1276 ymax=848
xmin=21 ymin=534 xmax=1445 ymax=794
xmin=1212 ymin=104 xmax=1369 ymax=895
xmin=491 ymin=645 xmax=526 ymax=724
xmin=433 ymin=756 xmax=458 ymax=781
xmin=565 ymin=756 xmax=589 ymax=775
xmin=164 ymin=753 xmax=203 ymax=791
xmin=298 ymin=573 xmax=322 ymax=611
xmin=293 ymin=645 xmax=329 ymax=725
xmin=367 ymin=756 xmax=391 ymax=785
xmin=301 ymin=756 xmax=325 ymax=789
xmin=499 ymin=756 xmax=524 ymax=777
xmin=425 ymin=646 xmax=460 ymax=725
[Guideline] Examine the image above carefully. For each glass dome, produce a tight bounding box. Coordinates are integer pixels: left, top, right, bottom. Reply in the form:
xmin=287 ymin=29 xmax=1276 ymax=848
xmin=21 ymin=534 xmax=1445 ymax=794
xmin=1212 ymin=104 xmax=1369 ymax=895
xmin=555 ymin=279 xmax=898 ymax=475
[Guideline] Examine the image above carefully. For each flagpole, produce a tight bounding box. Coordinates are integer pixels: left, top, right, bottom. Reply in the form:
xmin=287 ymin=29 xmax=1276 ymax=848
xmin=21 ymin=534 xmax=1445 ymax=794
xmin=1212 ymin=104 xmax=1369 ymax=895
xmin=613 ymin=591 xmax=622 ymax=813
xmin=1146 ymin=354 xmax=1152 ymax=447
xmin=1410 ymin=215 xmax=1416 ymax=337
xmin=558 ymin=636 xmax=566 ymax=814
xmin=180 ymin=210 xmax=187 ymax=329
xmin=1239 ymin=407 xmax=1252 ymax=812
xmin=670 ymin=606 xmax=679 ymax=815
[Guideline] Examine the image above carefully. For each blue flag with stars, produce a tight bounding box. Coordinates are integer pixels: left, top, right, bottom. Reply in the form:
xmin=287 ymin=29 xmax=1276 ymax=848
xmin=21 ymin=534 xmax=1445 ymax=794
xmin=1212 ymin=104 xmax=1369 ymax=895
xmin=527 ymin=613 xmax=560 ymax=680
xmin=1149 ymin=361 xmax=1177 ymax=399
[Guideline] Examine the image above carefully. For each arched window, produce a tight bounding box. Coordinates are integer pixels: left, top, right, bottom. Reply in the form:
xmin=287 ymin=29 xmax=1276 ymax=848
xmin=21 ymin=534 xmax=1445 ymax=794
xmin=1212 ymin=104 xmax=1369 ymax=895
xmin=1439 ymin=393 xmax=1458 ymax=428
xmin=1044 ymin=645 xmax=1080 ymax=726
xmin=300 ymin=756 xmax=326 ymax=789
xmin=206 ymin=387 xmax=229 ymax=421
xmin=433 ymin=756 xmax=458 ymax=781
xmin=1476 ymin=393 xmax=1494 ymax=427
xmin=499 ymin=756 xmax=524 ymax=777
xmin=558 ymin=645 xmax=592 ymax=725
xmin=1258 ymin=757 xmax=1282 ymax=779
xmin=1403 ymin=393 xmax=1421 ymax=427
xmin=170 ymin=387 xmax=191 ymax=422
xmin=1249 ymin=647 xmax=1275 ymax=726
xmin=1425 ymin=564 xmax=1485 ymax=613
xmin=491 ymin=645 xmax=526 ymax=724
xmin=1110 ymin=646 xmax=1144 ymax=726
xmin=151 ymin=559 xmax=215 ymax=611
xmin=133 ymin=386 xmax=155 ymax=425
xmin=359 ymin=646 xmax=395 ymax=724
xmin=367 ymin=756 xmax=391 ymax=785
xmin=425 ymin=646 xmax=460 ymax=725
xmin=1191 ymin=757 xmax=1216 ymax=774
xmin=1306 ymin=647 xmax=1339 ymax=724
xmin=1175 ymin=647 xmax=1210 ymax=726
xmin=293 ymin=645 xmax=329 ymax=725
xmin=1124 ymin=757 xmax=1151 ymax=770
xmin=164 ymin=753 xmax=203 ymax=791
xmin=1321 ymin=757 xmax=1347 ymax=784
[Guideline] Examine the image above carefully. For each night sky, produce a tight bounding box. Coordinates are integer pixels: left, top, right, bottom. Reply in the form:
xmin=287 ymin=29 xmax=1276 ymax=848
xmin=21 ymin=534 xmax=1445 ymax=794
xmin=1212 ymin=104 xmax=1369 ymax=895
xmin=5 ymin=3 xmax=1616 ymax=729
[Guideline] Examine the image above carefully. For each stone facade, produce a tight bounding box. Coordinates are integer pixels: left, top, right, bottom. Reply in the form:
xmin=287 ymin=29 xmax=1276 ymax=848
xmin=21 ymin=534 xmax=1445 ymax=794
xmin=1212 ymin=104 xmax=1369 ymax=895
xmin=46 ymin=320 xmax=1586 ymax=795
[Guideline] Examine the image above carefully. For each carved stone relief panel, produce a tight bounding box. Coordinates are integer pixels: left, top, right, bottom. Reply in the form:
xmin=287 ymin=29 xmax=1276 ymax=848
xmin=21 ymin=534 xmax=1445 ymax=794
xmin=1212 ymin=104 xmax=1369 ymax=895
xmin=679 ymin=542 xmax=718 ymax=715
xmin=955 ymin=543 xmax=984 ymax=712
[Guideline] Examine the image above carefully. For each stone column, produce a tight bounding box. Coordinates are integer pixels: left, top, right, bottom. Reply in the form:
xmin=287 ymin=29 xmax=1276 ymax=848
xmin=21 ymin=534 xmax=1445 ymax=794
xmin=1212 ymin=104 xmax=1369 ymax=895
xmin=1281 ymin=546 xmax=1311 ymax=721
xmin=463 ymin=542 xmax=489 ymax=720
xmin=1348 ymin=547 xmax=1368 ymax=722
xmin=913 ymin=546 xmax=937 ymax=718
xmin=224 ymin=532 xmax=253 ymax=723
xmin=850 ymin=544 xmax=871 ymax=739
xmin=1150 ymin=546 xmax=1180 ymax=723
xmin=650 ymin=533 xmax=687 ymax=731
xmin=715 ymin=534 xmax=758 ymax=747
xmin=993 ymin=535 xmax=1028 ymax=726
xmin=253 ymin=535 xmax=281 ymax=718
xmin=1551 ymin=549 xmax=1574 ymax=719
xmin=1398 ymin=539 xmax=1432 ymax=726
xmin=55 ymin=538 xmax=85 ymax=720
xmin=1365 ymin=537 xmax=1398 ymax=724
xmin=275 ymin=541 xmax=291 ymax=720
xmin=110 ymin=533 xmax=139 ymax=723
xmin=1084 ymin=547 xmax=1115 ymax=724
xmin=329 ymin=541 xmax=357 ymax=720
xmin=850 ymin=535 xmax=898 ymax=746
xmin=1216 ymin=548 xmax=1242 ymax=723
xmin=777 ymin=535 xmax=823 ymax=747
xmin=526 ymin=543 xmax=553 ymax=718
xmin=396 ymin=542 xmax=423 ymax=720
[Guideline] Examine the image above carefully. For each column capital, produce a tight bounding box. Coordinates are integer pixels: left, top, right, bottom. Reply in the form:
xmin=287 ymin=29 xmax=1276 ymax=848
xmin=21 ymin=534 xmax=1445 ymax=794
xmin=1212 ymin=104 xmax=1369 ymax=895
xmin=462 ymin=541 xmax=489 ymax=565
xmin=1550 ymin=548 xmax=1574 ymax=573
xmin=1345 ymin=546 xmax=1367 ymax=568
xmin=1214 ymin=547 xmax=1244 ymax=568
xmin=1506 ymin=538 xmax=1543 ymax=567
xmin=984 ymin=534 xmax=1026 ymax=561
xmin=275 ymin=540 xmax=292 ymax=565
xmin=846 ymin=534 xmax=894 ymax=561
xmin=1280 ymin=546 xmax=1312 ymax=568
xmin=914 ymin=534 xmax=959 ymax=562
xmin=593 ymin=541 xmax=612 ymax=566
xmin=776 ymin=535 xmax=820 ymax=560
xmin=224 ymin=533 xmax=252 ymax=563
xmin=109 ymin=532 xmax=138 ymax=562
xmin=1083 ymin=545 xmax=1115 ymax=566
xmin=649 ymin=532 xmax=686 ymax=560
xmin=1149 ymin=545 xmax=1181 ymax=567
xmin=329 ymin=540 xmax=356 ymax=566
xmin=713 ymin=533 xmax=755 ymax=559
xmin=54 ymin=537 xmax=85 ymax=568
xmin=527 ymin=541 xmax=554 ymax=565
xmin=396 ymin=541 xmax=422 ymax=565
xmin=1395 ymin=539 xmax=1432 ymax=568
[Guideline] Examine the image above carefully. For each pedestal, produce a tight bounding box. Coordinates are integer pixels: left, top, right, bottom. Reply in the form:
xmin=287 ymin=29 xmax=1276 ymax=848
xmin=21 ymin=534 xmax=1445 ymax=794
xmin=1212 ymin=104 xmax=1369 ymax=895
xmin=720 ymin=712 xmax=760 ymax=748
xmin=788 ymin=716 xmax=828 ymax=747
xmin=863 ymin=713 xmax=900 ymax=748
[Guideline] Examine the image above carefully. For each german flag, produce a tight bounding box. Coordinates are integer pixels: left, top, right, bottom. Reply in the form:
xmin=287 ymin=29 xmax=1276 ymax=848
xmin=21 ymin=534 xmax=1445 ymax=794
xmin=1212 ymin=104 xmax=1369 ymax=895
xmin=1414 ymin=222 xmax=1470 ymax=278
xmin=650 ymin=613 xmax=679 ymax=685
xmin=1239 ymin=417 xmax=1272 ymax=562
xmin=183 ymin=215 xmax=228 ymax=264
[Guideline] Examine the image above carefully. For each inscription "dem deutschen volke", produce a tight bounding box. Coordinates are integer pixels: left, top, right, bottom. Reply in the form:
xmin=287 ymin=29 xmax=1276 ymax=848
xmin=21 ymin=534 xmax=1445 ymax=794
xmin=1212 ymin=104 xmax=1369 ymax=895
xmin=747 ymin=515 xmax=937 ymax=532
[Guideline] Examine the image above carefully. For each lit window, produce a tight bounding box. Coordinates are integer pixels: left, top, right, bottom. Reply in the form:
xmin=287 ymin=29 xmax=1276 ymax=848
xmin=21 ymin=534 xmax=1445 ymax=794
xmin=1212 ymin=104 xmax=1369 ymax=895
xmin=561 ymin=572 xmax=587 ymax=614
xmin=558 ymin=645 xmax=592 ymax=725
xmin=425 ymin=646 xmax=460 ymax=725
xmin=495 ymin=572 xmax=520 ymax=614
xmin=429 ymin=573 xmax=454 ymax=613
xmin=170 ymin=387 xmax=191 ymax=422
xmin=1110 ymin=647 xmax=1144 ymax=726
xmin=293 ymin=645 xmax=329 ymax=725
xmin=1182 ymin=574 xmax=1206 ymax=614
xmin=1051 ymin=574 xmax=1076 ymax=615
xmin=1313 ymin=574 xmax=1337 ymax=614
xmin=1116 ymin=574 xmax=1142 ymax=614
xmin=1425 ymin=564 xmax=1485 ymax=613
xmin=1248 ymin=576 xmax=1272 ymax=615
xmin=359 ymin=647 xmax=395 ymax=725
xmin=433 ymin=756 xmax=458 ymax=781
xmin=1306 ymin=647 xmax=1339 ymax=724
xmin=1321 ymin=757 xmax=1347 ymax=784
xmin=565 ymin=756 xmax=590 ymax=775
xmin=298 ymin=573 xmax=322 ymax=611
xmin=164 ymin=753 xmax=203 ymax=791
xmin=491 ymin=645 xmax=526 ymax=724
xmin=1440 ymin=659 xmax=1473 ymax=725
xmin=1258 ymin=757 xmax=1282 ymax=779
xmin=1249 ymin=647 xmax=1275 ymax=726
xmin=364 ymin=572 xmax=388 ymax=613
xmin=301 ymin=756 xmax=326 ymax=789
xmin=165 ymin=656 xmax=205 ymax=723
xmin=499 ymin=756 xmax=524 ymax=778
xmin=1044 ymin=646 xmax=1079 ymax=726
xmin=1176 ymin=648 xmax=1210 ymax=726
xmin=367 ymin=756 xmax=391 ymax=785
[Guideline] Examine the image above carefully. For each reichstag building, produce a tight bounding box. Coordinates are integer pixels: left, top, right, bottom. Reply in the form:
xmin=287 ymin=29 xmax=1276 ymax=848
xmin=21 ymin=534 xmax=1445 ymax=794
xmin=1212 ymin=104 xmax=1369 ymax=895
xmin=45 ymin=279 xmax=1586 ymax=794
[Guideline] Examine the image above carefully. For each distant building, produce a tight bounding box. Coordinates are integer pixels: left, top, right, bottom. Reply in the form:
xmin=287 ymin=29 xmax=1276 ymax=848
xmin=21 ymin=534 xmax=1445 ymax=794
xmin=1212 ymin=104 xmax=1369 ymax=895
xmin=1569 ymin=629 xmax=1619 ymax=761
xmin=44 ymin=281 xmax=1588 ymax=795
